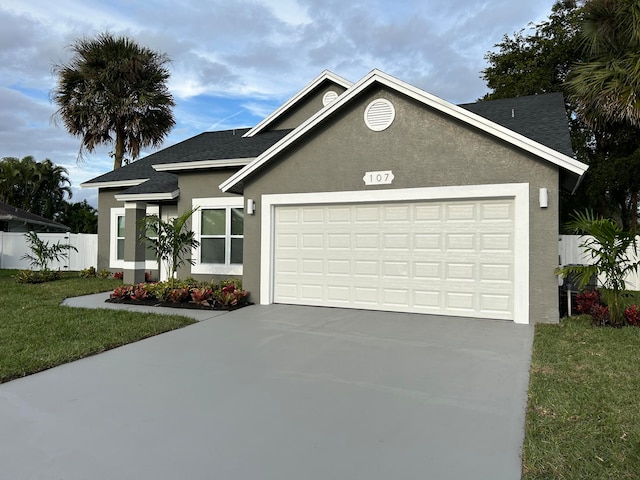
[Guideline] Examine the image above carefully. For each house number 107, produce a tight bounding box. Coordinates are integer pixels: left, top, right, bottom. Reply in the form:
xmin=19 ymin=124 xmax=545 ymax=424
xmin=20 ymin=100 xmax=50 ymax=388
xmin=363 ymin=170 xmax=394 ymax=185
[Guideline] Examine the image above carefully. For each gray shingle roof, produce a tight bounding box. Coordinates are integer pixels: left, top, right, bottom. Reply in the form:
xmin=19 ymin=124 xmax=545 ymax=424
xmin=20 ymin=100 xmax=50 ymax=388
xmin=85 ymin=92 xmax=574 ymax=197
xmin=459 ymin=92 xmax=574 ymax=157
xmin=0 ymin=201 xmax=69 ymax=231
xmin=83 ymin=128 xmax=293 ymax=186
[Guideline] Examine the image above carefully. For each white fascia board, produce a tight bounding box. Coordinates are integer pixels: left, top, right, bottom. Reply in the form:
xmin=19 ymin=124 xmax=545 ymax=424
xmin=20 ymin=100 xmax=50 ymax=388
xmin=80 ymin=179 xmax=147 ymax=189
xmin=114 ymin=190 xmax=180 ymax=202
xmin=243 ymin=70 xmax=353 ymax=138
xmin=369 ymin=70 xmax=589 ymax=176
xmin=152 ymin=158 xmax=252 ymax=172
xmin=221 ymin=69 xmax=588 ymax=193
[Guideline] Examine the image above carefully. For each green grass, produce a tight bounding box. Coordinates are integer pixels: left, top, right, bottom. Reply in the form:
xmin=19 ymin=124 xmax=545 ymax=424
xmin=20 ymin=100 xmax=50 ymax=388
xmin=0 ymin=270 xmax=196 ymax=383
xmin=523 ymin=316 xmax=640 ymax=479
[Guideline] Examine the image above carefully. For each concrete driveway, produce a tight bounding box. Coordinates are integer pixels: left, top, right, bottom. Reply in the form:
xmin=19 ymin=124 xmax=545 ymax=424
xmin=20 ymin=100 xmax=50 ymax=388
xmin=0 ymin=304 xmax=534 ymax=480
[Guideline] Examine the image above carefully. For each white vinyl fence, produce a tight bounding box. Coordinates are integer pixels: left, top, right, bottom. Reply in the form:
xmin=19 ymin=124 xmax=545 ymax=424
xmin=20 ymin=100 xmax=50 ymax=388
xmin=559 ymin=234 xmax=640 ymax=291
xmin=0 ymin=232 xmax=97 ymax=272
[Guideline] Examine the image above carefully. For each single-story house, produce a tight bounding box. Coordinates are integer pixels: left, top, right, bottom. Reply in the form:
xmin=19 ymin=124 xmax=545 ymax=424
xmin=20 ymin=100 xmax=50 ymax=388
xmin=0 ymin=201 xmax=69 ymax=232
xmin=82 ymin=69 xmax=588 ymax=324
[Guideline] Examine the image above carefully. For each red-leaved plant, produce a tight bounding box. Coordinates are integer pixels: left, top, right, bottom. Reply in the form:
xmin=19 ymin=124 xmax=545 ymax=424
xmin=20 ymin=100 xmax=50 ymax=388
xmin=110 ymin=285 xmax=132 ymax=300
xmin=590 ymin=304 xmax=610 ymax=326
xmin=167 ymin=288 xmax=189 ymax=303
xmin=113 ymin=271 xmax=124 ymax=280
xmin=214 ymin=284 xmax=249 ymax=307
xmin=575 ymin=290 xmax=601 ymax=314
xmin=130 ymin=283 xmax=148 ymax=301
xmin=624 ymin=305 xmax=640 ymax=326
xmin=190 ymin=287 xmax=213 ymax=306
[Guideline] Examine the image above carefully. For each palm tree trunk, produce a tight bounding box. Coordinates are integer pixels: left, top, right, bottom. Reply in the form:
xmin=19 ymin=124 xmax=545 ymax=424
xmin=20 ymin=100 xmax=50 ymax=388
xmin=114 ymin=127 xmax=125 ymax=170
xmin=632 ymin=191 xmax=638 ymax=234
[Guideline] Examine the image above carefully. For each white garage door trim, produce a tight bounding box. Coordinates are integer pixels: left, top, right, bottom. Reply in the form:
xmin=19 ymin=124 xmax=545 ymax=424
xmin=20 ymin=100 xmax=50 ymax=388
xmin=260 ymin=183 xmax=530 ymax=324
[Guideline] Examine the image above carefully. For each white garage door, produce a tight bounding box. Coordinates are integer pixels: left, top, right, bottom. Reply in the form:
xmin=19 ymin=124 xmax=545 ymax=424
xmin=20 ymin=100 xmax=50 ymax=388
xmin=273 ymin=199 xmax=515 ymax=320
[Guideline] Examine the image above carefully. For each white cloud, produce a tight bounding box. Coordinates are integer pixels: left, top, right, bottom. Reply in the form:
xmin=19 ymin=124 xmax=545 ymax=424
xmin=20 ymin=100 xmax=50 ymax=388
xmin=0 ymin=0 xmax=560 ymax=208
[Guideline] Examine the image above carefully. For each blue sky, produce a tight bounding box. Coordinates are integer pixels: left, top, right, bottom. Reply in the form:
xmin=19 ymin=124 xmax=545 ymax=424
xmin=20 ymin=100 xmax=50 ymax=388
xmin=0 ymin=0 xmax=558 ymax=207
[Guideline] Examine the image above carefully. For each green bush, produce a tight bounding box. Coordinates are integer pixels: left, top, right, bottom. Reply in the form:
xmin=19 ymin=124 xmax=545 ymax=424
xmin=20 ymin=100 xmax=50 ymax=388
xmin=15 ymin=269 xmax=61 ymax=284
xmin=79 ymin=266 xmax=97 ymax=278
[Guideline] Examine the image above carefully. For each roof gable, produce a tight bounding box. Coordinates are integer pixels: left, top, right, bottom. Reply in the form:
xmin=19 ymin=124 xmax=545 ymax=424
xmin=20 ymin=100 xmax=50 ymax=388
xmin=243 ymin=70 xmax=353 ymax=137
xmin=220 ymin=69 xmax=588 ymax=194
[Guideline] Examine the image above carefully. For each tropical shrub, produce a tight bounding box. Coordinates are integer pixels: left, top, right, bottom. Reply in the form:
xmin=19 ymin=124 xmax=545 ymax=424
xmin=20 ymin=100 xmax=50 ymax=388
xmin=190 ymin=287 xmax=213 ymax=306
xmin=113 ymin=271 xmax=124 ymax=280
xmin=556 ymin=211 xmax=640 ymax=325
xmin=129 ymin=283 xmax=149 ymax=301
xmin=110 ymin=285 xmax=133 ymax=300
xmin=18 ymin=231 xmax=78 ymax=283
xmin=15 ymin=269 xmax=61 ymax=284
xmin=79 ymin=266 xmax=97 ymax=278
xmin=575 ymin=290 xmax=601 ymax=314
xmin=624 ymin=305 xmax=640 ymax=326
xmin=138 ymin=208 xmax=199 ymax=283
xmin=98 ymin=269 xmax=112 ymax=278
xmin=167 ymin=287 xmax=189 ymax=303
xmin=107 ymin=278 xmax=248 ymax=309
xmin=214 ymin=283 xmax=249 ymax=307
xmin=590 ymin=304 xmax=610 ymax=326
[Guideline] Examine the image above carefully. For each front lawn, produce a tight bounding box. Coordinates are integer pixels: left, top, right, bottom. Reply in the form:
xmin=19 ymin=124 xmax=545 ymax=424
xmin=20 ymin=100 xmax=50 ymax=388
xmin=0 ymin=270 xmax=195 ymax=383
xmin=523 ymin=316 xmax=640 ymax=479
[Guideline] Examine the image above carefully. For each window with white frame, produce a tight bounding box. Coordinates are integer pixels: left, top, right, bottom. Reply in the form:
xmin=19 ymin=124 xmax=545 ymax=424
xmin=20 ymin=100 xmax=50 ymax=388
xmin=109 ymin=205 xmax=160 ymax=269
xmin=192 ymin=198 xmax=244 ymax=275
xmin=110 ymin=208 xmax=126 ymax=269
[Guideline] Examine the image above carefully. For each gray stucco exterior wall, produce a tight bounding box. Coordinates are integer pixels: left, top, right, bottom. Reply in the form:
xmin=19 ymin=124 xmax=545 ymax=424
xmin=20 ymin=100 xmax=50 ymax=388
xmin=268 ymin=84 xmax=348 ymax=131
xmin=97 ymin=188 xmax=125 ymax=272
xmin=241 ymin=86 xmax=560 ymax=323
xmin=174 ymin=170 xmax=244 ymax=281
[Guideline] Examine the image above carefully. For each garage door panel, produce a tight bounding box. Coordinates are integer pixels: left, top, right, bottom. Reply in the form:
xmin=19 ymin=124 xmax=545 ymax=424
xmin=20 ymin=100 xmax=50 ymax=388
xmin=481 ymin=201 xmax=513 ymax=218
xmin=481 ymin=233 xmax=512 ymax=251
xmin=446 ymin=203 xmax=476 ymax=221
xmin=414 ymin=233 xmax=442 ymax=250
xmin=273 ymin=199 xmax=515 ymax=320
xmin=480 ymin=264 xmax=512 ymax=282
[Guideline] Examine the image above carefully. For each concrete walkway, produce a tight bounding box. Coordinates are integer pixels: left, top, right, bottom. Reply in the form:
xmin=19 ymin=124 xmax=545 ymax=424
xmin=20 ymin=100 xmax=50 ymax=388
xmin=62 ymin=291 xmax=230 ymax=321
xmin=0 ymin=301 xmax=534 ymax=480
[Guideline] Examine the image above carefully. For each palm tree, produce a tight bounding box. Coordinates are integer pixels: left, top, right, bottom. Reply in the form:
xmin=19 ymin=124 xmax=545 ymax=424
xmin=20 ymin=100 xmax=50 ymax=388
xmin=32 ymin=159 xmax=73 ymax=219
xmin=52 ymin=32 xmax=175 ymax=170
xmin=556 ymin=210 xmax=640 ymax=325
xmin=138 ymin=207 xmax=200 ymax=283
xmin=566 ymin=0 xmax=640 ymax=128
xmin=0 ymin=156 xmax=71 ymax=219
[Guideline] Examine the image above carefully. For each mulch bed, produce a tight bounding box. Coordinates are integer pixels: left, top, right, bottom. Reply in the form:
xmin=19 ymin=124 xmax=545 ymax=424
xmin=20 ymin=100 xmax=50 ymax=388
xmin=105 ymin=297 xmax=250 ymax=311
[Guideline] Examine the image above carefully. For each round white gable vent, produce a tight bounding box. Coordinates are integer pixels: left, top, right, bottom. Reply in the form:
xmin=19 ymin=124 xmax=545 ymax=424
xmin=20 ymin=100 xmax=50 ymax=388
xmin=322 ymin=90 xmax=339 ymax=106
xmin=364 ymin=98 xmax=395 ymax=131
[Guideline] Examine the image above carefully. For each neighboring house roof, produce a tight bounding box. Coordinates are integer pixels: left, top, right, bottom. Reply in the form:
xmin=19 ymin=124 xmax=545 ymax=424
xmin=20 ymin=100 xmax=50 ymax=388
xmin=82 ymin=128 xmax=292 ymax=197
xmin=0 ymin=201 xmax=69 ymax=232
xmin=220 ymin=69 xmax=588 ymax=194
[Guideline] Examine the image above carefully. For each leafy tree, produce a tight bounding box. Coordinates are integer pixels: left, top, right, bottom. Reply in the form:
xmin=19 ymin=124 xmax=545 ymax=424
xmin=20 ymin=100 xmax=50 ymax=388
xmin=138 ymin=208 xmax=199 ymax=283
xmin=0 ymin=156 xmax=72 ymax=219
xmin=55 ymin=200 xmax=98 ymax=234
xmin=556 ymin=211 xmax=640 ymax=325
xmin=481 ymin=0 xmax=640 ymax=231
xmin=481 ymin=0 xmax=582 ymax=100
xmin=565 ymin=0 xmax=640 ymax=231
xmin=52 ymin=32 xmax=175 ymax=170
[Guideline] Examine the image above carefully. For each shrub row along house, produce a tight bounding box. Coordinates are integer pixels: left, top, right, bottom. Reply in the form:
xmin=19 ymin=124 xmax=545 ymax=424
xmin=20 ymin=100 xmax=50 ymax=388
xmin=83 ymin=69 xmax=588 ymax=324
